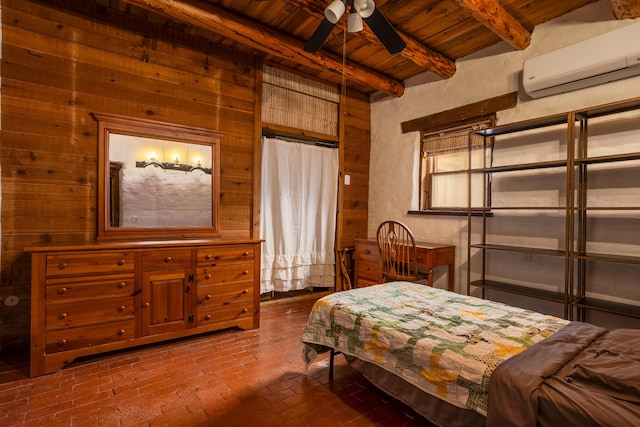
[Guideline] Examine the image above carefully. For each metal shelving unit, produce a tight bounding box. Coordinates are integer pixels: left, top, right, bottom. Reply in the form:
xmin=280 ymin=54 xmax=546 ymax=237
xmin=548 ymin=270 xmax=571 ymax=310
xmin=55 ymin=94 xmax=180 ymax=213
xmin=571 ymin=99 xmax=640 ymax=321
xmin=467 ymin=97 xmax=640 ymax=322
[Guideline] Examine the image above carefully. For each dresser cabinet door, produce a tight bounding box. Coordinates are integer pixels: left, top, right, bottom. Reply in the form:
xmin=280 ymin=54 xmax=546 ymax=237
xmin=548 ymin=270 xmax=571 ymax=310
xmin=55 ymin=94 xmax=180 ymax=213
xmin=141 ymin=269 xmax=192 ymax=336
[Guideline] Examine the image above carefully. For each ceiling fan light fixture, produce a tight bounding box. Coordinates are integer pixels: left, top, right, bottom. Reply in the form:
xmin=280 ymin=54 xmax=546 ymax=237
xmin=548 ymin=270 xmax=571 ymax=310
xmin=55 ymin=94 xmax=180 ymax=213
xmin=348 ymin=9 xmax=363 ymax=32
xmin=358 ymin=0 xmax=375 ymax=19
xmin=324 ymin=0 xmax=346 ymax=24
xmin=307 ymin=0 xmax=404 ymax=54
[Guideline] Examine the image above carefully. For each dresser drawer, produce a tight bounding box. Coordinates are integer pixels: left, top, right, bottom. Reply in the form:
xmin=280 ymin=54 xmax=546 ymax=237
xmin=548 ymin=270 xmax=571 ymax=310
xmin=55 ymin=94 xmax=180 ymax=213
xmin=197 ymin=302 xmax=253 ymax=326
xmin=197 ymin=263 xmax=253 ymax=285
xmin=141 ymin=249 xmax=192 ymax=270
xmin=197 ymin=245 xmax=253 ymax=265
xmin=46 ymin=274 xmax=134 ymax=302
xmin=45 ymin=319 xmax=135 ymax=354
xmin=46 ymin=297 xmax=135 ymax=330
xmin=46 ymin=252 xmax=135 ymax=277
xmin=356 ymin=259 xmax=381 ymax=282
xmin=197 ymin=282 xmax=252 ymax=306
xmin=356 ymin=241 xmax=380 ymax=263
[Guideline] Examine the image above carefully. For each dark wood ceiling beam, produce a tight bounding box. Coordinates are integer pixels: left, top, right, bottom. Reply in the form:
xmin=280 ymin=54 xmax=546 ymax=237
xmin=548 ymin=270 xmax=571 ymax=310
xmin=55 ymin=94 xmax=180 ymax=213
xmin=454 ymin=0 xmax=531 ymax=50
xmin=401 ymin=92 xmax=518 ymax=134
xmin=288 ymin=0 xmax=456 ymax=79
xmin=119 ymin=0 xmax=405 ymax=97
xmin=609 ymin=0 xmax=640 ymax=19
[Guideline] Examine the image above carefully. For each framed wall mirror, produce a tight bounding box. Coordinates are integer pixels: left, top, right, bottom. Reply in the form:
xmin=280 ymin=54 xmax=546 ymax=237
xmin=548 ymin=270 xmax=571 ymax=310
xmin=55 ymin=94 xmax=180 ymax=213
xmin=94 ymin=113 xmax=221 ymax=241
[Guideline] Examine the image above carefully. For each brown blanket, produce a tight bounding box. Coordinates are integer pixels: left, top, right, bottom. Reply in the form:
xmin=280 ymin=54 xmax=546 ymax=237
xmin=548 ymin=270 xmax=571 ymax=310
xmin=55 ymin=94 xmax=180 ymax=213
xmin=487 ymin=322 xmax=640 ymax=427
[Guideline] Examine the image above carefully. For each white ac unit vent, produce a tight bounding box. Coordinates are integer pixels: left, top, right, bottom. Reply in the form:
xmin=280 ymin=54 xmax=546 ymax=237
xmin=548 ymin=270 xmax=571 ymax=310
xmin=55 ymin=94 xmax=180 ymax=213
xmin=523 ymin=22 xmax=640 ymax=98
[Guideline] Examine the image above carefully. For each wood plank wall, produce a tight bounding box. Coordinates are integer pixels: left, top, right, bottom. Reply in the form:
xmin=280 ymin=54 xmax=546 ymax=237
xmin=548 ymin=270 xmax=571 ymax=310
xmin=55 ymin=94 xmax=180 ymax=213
xmin=0 ymin=0 xmax=371 ymax=349
xmin=341 ymin=91 xmax=371 ymax=246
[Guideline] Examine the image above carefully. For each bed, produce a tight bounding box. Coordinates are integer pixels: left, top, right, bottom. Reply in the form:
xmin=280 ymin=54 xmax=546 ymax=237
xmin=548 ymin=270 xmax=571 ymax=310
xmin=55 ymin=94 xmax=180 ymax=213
xmin=301 ymin=281 xmax=640 ymax=427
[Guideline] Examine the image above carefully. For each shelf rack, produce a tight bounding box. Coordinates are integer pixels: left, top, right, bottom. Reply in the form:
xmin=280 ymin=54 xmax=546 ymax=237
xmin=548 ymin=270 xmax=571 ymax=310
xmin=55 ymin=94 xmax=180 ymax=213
xmin=467 ymin=97 xmax=640 ymax=323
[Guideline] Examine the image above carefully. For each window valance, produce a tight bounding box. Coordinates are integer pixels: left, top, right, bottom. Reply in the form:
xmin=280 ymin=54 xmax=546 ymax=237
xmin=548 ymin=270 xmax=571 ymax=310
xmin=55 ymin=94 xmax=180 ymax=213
xmin=421 ymin=123 xmax=490 ymax=156
xmin=262 ymin=66 xmax=339 ymax=136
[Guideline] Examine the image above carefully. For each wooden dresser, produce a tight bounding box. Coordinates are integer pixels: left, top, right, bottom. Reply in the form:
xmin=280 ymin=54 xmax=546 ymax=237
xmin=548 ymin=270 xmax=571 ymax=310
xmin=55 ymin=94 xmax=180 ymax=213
xmin=27 ymin=239 xmax=261 ymax=377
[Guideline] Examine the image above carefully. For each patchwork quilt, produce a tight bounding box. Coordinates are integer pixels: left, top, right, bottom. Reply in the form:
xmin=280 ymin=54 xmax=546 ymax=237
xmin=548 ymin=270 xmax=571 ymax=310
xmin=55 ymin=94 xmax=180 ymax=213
xmin=301 ymin=282 xmax=569 ymax=416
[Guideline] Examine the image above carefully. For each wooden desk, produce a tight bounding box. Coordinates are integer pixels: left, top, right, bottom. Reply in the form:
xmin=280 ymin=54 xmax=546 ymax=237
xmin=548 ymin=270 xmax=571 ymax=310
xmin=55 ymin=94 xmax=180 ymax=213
xmin=354 ymin=239 xmax=455 ymax=291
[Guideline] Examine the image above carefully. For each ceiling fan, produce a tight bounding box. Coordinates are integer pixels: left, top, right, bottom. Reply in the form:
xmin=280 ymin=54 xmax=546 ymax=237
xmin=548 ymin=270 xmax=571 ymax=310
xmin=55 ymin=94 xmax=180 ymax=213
xmin=304 ymin=0 xmax=406 ymax=54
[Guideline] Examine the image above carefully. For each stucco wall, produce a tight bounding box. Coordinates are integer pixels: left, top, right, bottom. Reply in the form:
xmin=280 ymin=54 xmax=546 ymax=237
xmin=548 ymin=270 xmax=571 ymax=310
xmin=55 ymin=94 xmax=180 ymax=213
xmin=369 ymin=0 xmax=640 ymax=327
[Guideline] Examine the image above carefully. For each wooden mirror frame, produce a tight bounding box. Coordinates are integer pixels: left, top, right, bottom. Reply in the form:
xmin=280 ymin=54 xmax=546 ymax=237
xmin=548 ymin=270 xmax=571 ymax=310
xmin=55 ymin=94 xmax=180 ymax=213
xmin=94 ymin=113 xmax=221 ymax=241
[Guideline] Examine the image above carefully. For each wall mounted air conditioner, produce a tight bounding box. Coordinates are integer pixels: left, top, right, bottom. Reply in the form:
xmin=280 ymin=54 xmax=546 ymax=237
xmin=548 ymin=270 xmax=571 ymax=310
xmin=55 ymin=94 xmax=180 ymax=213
xmin=523 ymin=22 xmax=640 ymax=98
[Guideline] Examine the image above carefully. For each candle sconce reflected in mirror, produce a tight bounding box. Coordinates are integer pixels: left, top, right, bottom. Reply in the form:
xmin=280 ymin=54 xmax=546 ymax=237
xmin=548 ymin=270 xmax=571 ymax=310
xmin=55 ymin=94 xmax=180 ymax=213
xmin=135 ymin=157 xmax=212 ymax=174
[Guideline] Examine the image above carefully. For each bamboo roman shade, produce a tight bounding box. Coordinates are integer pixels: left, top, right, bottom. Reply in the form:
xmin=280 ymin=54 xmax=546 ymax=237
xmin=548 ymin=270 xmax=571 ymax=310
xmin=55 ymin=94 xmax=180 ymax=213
xmin=262 ymin=65 xmax=340 ymax=136
xmin=421 ymin=123 xmax=490 ymax=156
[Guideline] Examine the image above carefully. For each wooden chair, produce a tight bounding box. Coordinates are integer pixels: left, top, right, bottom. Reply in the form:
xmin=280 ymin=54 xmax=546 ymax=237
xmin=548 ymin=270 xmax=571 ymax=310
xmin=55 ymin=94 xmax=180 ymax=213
xmin=376 ymin=220 xmax=428 ymax=283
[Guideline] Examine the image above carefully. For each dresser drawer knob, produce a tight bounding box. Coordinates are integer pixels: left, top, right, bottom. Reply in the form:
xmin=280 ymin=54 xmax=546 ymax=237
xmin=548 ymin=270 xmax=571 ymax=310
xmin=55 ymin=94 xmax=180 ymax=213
xmin=205 ymin=274 xmax=212 ymax=280
xmin=205 ymin=294 xmax=212 ymax=300
xmin=204 ymin=254 xmax=212 ymax=260
xmin=117 ymin=282 xmax=126 ymax=289
xmin=364 ymin=250 xmax=371 ymax=255
xmin=117 ymin=259 xmax=126 ymax=266
xmin=204 ymin=314 xmax=212 ymax=320
xmin=242 ymin=308 xmax=248 ymax=313
xmin=58 ymin=313 xmax=68 ymax=320
xmin=57 ymin=339 xmax=67 ymax=347
xmin=58 ymin=262 xmax=68 ymax=270
xmin=57 ymin=288 xmax=68 ymax=295
xmin=242 ymin=270 xmax=249 ymax=275
xmin=242 ymin=252 xmax=249 ymax=257
xmin=242 ymin=289 xmax=249 ymax=294
xmin=117 ymin=329 xmax=125 ymax=336
xmin=118 ymin=305 xmax=126 ymax=312
xmin=164 ymin=256 xmax=172 ymax=263
xmin=143 ymin=302 xmax=150 ymax=308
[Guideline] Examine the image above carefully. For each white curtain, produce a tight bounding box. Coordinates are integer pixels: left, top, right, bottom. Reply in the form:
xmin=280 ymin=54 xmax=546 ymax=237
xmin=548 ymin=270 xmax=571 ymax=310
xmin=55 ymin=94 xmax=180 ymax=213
xmin=260 ymin=137 xmax=338 ymax=294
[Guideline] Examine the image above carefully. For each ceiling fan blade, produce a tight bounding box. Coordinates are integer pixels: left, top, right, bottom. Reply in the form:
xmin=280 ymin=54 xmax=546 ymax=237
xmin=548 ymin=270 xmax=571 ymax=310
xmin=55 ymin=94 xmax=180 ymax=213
xmin=304 ymin=18 xmax=336 ymax=52
xmin=362 ymin=8 xmax=406 ymax=54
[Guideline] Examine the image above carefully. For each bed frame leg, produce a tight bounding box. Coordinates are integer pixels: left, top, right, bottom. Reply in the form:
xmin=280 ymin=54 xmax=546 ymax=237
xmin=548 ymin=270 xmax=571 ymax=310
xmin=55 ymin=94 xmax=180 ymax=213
xmin=329 ymin=348 xmax=336 ymax=381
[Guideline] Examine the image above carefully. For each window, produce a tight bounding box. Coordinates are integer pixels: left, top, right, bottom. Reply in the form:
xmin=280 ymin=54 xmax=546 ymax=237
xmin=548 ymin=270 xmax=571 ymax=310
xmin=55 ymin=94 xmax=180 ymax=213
xmin=419 ymin=124 xmax=492 ymax=212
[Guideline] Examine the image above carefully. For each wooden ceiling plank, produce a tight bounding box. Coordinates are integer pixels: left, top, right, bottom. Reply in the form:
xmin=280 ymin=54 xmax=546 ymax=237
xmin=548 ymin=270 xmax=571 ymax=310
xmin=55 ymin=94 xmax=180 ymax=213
xmin=119 ymin=0 xmax=405 ymax=96
xmin=407 ymin=0 xmax=470 ymax=39
xmin=454 ymin=0 xmax=531 ymax=50
xmin=285 ymin=0 xmax=457 ymax=78
xmin=608 ymin=0 xmax=640 ymax=19
xmin=504 ymin=1 xmax=600 ymax=30
xmin=434 ymin=18 xmax=503 ymax=58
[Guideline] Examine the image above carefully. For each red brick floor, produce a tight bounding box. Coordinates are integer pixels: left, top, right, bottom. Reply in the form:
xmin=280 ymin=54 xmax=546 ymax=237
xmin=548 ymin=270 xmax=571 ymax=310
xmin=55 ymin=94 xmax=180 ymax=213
xmin=0 ymin=298 xmax=433 ymax=426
